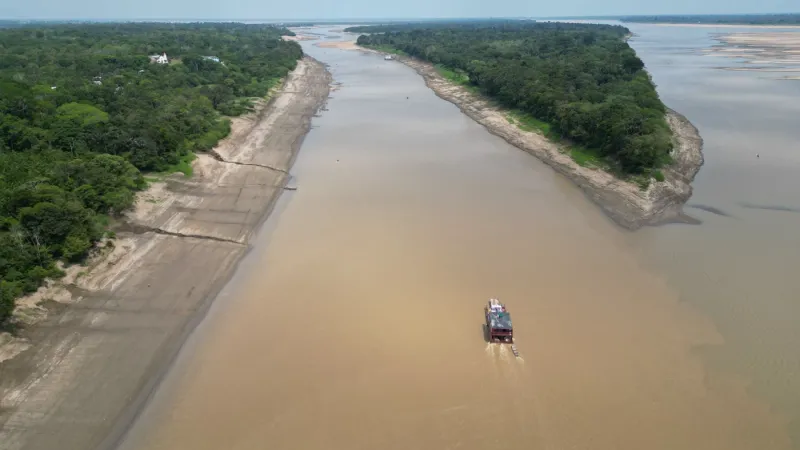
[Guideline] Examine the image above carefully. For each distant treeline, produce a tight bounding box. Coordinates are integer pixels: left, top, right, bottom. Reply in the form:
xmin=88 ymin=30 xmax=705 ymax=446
xmin=346 ymin=19 xmax=531 ymax=32
xmin=0 ymin=23 xmax=301 ymax=322
xmin=621 ymin=14 xmax=800 ymax=25
xmin=349 ymin=22 xmax=673 ymax=175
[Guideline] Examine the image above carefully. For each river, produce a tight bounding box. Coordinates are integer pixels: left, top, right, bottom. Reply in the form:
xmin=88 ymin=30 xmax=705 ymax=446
xmin=625 ymin=22 xmax=800 ymax=447
xmin=117 ymin=24 xmax=799 ymax=449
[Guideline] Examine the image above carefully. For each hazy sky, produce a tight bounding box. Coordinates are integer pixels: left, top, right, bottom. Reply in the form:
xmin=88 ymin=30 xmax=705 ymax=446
xmin=1 ymin=0 xmax=797 ymax=20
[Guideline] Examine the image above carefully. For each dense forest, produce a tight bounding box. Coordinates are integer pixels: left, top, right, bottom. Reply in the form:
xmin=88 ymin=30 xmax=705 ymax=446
xmin=0 ymin=23 xmax=301 ymax=322
xmin=349 ymin=22 xmax=673 ymax=175
xmin=620 ymin=13 xmax=800 ymax=25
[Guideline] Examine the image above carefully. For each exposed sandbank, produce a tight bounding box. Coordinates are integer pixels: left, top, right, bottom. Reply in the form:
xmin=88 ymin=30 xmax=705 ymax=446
xmin=353 ymin=44 xmax=704 ymax=230
xmin=282 ymin=34 xmax=318 ymax=41
xmin=705 ymin=32 xmax=800 ymax=73
xmin=649 ymin=23 xmax=800 ymax=29
xmin=315 ymin=40 xmax=359 ymax=49
xmin=0 ymin=57 xmax=331 ymax=450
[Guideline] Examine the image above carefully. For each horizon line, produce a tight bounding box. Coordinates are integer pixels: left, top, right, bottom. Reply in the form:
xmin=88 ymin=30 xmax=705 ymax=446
xmin=2 ymin=12 xmax=800 ymax=23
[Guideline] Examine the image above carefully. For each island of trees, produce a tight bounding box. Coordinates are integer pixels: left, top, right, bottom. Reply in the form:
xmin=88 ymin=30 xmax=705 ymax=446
xmin=0 ymin=23 xmax=301 ymax=322
xmin=348 ymin=21 xmax=673 ymax=176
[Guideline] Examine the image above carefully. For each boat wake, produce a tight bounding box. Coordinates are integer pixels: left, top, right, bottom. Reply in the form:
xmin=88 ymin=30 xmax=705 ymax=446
xmin=485 ymin=342 xmax=524 ymax=364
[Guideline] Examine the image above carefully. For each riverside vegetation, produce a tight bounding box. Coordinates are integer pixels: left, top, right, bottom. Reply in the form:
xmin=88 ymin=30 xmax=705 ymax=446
xmin=0 ymin=23 xmax=301 ymax=322
xmin=349 ymin=22 xmax=674 ymax=182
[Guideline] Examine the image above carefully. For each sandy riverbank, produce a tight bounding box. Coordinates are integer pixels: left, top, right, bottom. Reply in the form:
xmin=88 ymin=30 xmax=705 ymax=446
xmin=353 ymin=44 xmax=703 ymax=230
xmin=0 ymin=57 xmax=331 ymax=450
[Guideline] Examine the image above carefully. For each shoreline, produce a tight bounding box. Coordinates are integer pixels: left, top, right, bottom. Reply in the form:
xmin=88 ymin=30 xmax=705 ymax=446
xmin=359 ymin=45 xmax=704 ymax=230
xmin=0 ymin=56 xmax=331 ymax=450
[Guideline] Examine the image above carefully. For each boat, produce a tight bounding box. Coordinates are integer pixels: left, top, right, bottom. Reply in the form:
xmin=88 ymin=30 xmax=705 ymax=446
xmin=384 ymin=55 xmax=393 ymax=60
xmin=485 ymin=298 xmax=513 ymax=343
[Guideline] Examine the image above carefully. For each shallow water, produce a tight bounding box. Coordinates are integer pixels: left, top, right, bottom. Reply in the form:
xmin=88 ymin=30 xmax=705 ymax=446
xmin=625 ymin=22 xmax=800 ymax=446
xmin=118 ymin=25 xmax=797 ymax=450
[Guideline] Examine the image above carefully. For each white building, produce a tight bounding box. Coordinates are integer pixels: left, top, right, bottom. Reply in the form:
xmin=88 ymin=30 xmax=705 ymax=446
xmin=202 ymin=56 xmax=220 ymax=63
xmin=149 ymin=52 xmax=169 ymax=64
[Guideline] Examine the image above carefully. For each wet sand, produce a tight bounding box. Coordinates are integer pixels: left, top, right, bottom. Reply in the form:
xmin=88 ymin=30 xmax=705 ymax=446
xmin=117 ymin=36 xmax=791 ymax=450
xmin=0 ymin=57 xmax=331 ymax=450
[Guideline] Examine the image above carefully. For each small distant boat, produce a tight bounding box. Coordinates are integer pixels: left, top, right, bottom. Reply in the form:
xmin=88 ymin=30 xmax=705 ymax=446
xmin=384 ymin=55 xmax=393 ymax=60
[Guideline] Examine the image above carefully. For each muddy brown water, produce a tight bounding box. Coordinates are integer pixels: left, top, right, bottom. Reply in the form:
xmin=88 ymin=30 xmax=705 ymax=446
xmin=625 ymin=22 xmax=800 ymax=447
xmin=118 ymin=26 xmax=798 ymax=449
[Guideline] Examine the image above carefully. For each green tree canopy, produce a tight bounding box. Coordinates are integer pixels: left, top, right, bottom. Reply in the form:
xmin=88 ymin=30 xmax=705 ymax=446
xmin=0 ymin=23 xmax=302 ymax=322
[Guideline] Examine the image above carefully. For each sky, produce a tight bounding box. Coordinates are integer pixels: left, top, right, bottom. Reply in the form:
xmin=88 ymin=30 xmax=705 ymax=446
xmin=1 ymin=0 xmax=797 ymax=20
